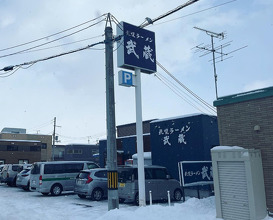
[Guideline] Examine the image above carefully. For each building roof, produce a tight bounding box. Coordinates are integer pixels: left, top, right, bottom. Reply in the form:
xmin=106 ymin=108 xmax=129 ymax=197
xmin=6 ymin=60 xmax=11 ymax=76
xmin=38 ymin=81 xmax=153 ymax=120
xmin=213 ymin=86 xmax=273 ymax=107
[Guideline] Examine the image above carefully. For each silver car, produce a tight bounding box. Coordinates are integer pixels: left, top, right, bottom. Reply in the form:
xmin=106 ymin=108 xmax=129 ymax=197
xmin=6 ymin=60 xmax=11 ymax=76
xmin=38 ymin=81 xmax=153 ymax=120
xmin=0 ymin=165 xmax=5 ymax=183
xmin=118 ymin=165 xmax=183 ymax=205
xmin=2 ymin=164 xmax=31 ymax=186
xmin=16 ymin=168 xmax=31 ymax=191
xmin=74 ymin=168 xmax=108 ymax=201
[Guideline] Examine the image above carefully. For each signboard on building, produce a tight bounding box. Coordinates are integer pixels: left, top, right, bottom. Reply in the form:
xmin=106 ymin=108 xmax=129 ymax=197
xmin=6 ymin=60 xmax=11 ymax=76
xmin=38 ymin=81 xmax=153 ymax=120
xmin=117 ymin=21 xmax=156 ymax=74
xmin=178 ymin=161 xmax=213 ymax=187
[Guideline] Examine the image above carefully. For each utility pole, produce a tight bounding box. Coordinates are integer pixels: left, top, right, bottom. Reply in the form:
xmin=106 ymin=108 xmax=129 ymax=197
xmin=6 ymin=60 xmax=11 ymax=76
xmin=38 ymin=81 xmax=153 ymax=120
xmin=52 ymin=117 xmax=56 ymax=161
xmin=105 ymin=14 xmax=119 ymax=211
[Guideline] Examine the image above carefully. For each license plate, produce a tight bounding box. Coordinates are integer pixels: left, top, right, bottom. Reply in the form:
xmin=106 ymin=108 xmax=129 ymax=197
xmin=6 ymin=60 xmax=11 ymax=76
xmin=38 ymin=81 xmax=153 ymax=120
xmin=119 ymin=183 xmax=125 ymax=187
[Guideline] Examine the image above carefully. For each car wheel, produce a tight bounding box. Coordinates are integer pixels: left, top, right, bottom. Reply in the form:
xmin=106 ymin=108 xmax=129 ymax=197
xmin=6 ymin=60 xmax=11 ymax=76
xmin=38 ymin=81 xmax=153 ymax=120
xmin=134 ymin=193 xmax=139 ymax=206
xmin=91 ymin=188 xmax=103 ymax=201
xmin=23 ymin=181 xmax=30 ymax=191
xmin=50 ymin=184 xmax=63 ymax=196
xmin=119 ymin=198 xmax=125 ymax=203
xmin=173 ymin=189 xmax=182 ymax=201
xmin=78 ymin=194 xmax=86 ymax=199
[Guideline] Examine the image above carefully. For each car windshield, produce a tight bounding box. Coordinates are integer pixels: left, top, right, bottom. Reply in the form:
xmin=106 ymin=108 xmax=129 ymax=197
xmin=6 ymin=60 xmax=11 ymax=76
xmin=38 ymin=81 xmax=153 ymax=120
xmin=118 ymin=169 xmax=135 ymax=182
xmin=87 ymin=163 xmax=99 ymax=169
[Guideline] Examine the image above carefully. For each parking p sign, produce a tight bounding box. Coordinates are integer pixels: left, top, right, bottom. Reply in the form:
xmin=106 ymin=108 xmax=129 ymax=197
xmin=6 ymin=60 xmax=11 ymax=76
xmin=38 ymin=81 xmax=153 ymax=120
xmin=118 ymin=70 xmax=135 ymax=87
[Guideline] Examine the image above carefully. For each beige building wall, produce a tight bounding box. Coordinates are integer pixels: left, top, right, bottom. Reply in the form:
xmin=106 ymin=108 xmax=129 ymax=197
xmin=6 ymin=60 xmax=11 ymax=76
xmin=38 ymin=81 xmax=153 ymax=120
xmin=0 ymin=133 xmax=52 ymax=161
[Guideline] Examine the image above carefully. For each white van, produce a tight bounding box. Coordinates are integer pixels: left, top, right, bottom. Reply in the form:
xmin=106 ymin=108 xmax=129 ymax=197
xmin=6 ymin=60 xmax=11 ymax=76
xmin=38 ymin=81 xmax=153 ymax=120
xmin=30 ymin=161 xmax=99 ymax=196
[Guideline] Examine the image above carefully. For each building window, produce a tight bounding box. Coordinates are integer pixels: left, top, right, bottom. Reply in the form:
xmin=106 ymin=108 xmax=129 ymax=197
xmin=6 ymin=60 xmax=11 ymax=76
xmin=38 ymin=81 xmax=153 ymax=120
xmin=73 ymin=149 xmax=82 ymax=154
xmin=7 ymin=145 xmax=18 ymax=151
xmin=41 ymin=143 xmax=47 ymax=149
xmin=18 ymin=159 xmax=29 ymax=164
xmin=30 ymin=146 xmax=41 ymax=151
xmin=67 ymin=149 xmax=73 ymax=154
xmin=67 ymin=149 xmax=82 ymax=154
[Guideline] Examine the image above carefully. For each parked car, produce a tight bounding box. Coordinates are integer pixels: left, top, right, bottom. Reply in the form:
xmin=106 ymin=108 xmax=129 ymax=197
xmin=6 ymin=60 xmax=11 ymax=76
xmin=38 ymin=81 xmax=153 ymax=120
xmin=2 ymin=164 xmax=32 ymax=186
xmin=118 ymin=165 xmax=183 ymax=205
xmin=30 ymin=161 xmax=99 ymax=196
xmin=16 ymin=168 xmax=31 ymax=191
xmin=0 ymin=165 xmax=5 ymax=183
xmin=74 ymin=168 xmax=108 ymax=201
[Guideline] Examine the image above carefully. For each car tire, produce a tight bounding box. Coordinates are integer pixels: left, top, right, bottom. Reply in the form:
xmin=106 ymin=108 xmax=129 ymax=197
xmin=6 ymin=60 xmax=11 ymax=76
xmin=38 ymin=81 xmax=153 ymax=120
xmin=23 ymin=181 xmax=30 ymax=191
xmin=119 ymin=198 xmax=125 ymax=203
xmin=91 ymin=188 xmax=103 ymax=201
xmin=173 ymin=189 xmax=182 ymax=201
xmin=78 ymin=194 xmax=86 ymax=199
xmin=134 ymin=193 xmax=139 ymax=206
xmin=50 ymin=184 xmax=63 ymax=196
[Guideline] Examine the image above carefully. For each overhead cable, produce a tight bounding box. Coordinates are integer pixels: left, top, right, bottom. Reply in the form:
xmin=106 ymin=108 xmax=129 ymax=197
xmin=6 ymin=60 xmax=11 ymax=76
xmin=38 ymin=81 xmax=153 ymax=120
xmin=156 ymin=61 xmax=216 ymax=113
xmin=0 ymin=19 xmax=106 ymax=59
xmin=155 ymin=72 xmax=215 ymax=115
xmin=0 ymin=14 xmax=107 ymax=52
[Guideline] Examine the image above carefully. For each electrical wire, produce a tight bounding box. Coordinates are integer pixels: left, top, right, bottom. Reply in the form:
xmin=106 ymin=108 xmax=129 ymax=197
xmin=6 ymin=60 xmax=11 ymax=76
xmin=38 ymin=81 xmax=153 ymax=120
xmin=27 ymin=119 xmax=55 ymax=133
xmin=140 ymin=0 xmax=200 ymax=28
xmin=0 ymin=14 xmax=107 ymax=52
xmin=155 ymin=72 xmax=213 ymax=114
xmin=0 ymin=19 xmax=106 ymax=59
xmin=18 ymin=34 xmax=105 ymax=54
xmin=152 ymin=0 xmax=237 ymax=27
xmin=155 ymin=71 xmax=216 ymax=115
xmin=0 ymin=66 xmax=21 ymax=78
xmin=156 ymin=61 xmax=216 ymax=113
xmin=0 ymin=40 xmax=105 ymax=72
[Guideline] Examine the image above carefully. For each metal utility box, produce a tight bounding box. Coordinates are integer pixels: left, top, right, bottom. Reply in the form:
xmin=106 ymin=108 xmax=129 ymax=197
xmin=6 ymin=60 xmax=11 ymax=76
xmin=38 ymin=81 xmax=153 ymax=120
xmin=211 ymin=147 xmax=267 ymax=220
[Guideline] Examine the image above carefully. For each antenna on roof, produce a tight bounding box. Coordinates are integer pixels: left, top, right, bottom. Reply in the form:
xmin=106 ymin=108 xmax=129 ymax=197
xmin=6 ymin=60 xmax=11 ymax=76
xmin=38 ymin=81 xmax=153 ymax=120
xmin=193 ymin=26 xmax=247 ymax=99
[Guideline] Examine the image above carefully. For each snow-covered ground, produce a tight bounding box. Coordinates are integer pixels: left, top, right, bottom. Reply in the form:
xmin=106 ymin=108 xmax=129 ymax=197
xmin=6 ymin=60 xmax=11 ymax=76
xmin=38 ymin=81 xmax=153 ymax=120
xmin=0 ymin=183 xmax=272 ymax=220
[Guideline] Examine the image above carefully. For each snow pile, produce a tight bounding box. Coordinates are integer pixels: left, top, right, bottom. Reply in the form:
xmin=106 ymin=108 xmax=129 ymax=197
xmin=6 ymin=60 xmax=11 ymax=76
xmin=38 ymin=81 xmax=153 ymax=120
xmin=98 ymin=197 xmax=219 ymax=220
xmin=211 ymin=146 xmax=245 ymax=151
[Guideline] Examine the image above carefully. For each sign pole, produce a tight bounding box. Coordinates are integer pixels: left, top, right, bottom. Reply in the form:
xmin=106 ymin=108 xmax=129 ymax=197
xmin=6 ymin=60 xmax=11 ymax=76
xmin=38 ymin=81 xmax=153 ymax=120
xmin=135 ymin=68 xmax=146 ymax=206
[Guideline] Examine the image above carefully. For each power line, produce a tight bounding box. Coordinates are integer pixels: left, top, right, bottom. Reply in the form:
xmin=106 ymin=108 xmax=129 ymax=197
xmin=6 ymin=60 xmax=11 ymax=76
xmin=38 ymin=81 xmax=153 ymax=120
xmin=152 ymin=0 xmax=237 ymax=26
xmin=0 ymin=19 xmax=106 ymax=59
xmin=0 ymin=14 xmax=107 ymax=53
xmin=155 ymin=71 xmax=216 ymax=115
xmin=0 ymin=40 xmax=105 ymax=72
xmin=18 ymin=34 xmax=105 ymax=54
xmin=156 ymin=61 xmax=216 ymax=113
xmin=140 ymin=0 xmax=200 ymax=28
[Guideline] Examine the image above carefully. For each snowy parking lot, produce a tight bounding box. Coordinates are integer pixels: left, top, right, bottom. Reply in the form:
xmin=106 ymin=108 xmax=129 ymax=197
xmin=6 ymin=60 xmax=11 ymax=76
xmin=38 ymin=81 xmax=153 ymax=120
xmin=0 ymin=183 xmax=272 ymax=220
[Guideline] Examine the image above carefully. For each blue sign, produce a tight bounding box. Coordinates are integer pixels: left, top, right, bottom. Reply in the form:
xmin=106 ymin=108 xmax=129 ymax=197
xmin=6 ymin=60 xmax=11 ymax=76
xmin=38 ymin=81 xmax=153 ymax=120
xmin=178 ymin=161 xmax=213 ymax=187
xmin=118 ymin=70 xmax=134 ymax=87
xmin=117 ymin=21 xmax=156 ymax=74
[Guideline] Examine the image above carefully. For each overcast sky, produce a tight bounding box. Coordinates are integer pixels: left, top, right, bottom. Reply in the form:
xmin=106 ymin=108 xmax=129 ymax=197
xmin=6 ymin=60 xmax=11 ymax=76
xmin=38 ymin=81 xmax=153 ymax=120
xmin=0 ymin=0 xmax=272 ymax=144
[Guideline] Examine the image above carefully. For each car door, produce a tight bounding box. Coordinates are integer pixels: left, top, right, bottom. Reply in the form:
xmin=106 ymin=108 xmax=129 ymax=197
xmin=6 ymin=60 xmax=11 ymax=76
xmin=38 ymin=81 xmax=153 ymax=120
xmin=152 ymin=168 xmax=169 ymax=200
xmin=145 ymin=168 xmax=158 ymax=201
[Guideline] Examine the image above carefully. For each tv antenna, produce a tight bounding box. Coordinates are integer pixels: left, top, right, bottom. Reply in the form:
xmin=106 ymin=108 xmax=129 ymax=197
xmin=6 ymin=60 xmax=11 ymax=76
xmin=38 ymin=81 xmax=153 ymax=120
xmin=193 ymin=26 xmax=247 ymax=99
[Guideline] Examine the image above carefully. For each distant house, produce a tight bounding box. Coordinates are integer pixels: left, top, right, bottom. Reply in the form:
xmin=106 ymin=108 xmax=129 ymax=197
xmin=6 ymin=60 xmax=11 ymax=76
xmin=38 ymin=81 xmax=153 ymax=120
xmin=54 ymin=144 xmax=99 ymax=164
xmin=0 ymin=127 xmax=52 ymax=164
